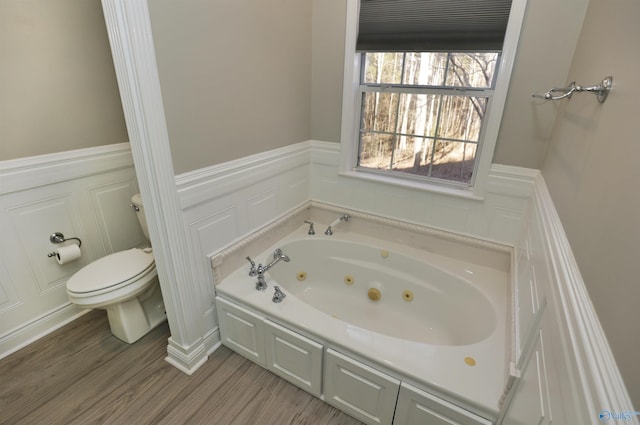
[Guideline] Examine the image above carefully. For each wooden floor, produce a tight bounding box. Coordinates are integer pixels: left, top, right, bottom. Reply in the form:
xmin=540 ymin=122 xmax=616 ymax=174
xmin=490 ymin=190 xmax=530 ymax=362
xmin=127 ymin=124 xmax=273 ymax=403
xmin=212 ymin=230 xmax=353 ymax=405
xmin=0 ymin=310 xmax=364 ymax=425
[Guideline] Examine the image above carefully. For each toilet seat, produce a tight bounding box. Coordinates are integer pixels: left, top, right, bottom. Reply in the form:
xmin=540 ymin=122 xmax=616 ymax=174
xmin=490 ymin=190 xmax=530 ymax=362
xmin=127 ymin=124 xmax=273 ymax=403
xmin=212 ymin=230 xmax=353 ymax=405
xmin=67 ymin=248 xmax=155 ymax=296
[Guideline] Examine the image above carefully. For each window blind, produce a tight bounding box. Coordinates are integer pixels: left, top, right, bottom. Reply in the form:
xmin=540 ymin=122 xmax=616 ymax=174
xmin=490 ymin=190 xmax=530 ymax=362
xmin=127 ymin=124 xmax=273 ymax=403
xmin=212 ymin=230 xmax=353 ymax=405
xmin=357 ymin=0 xmax=513 ymax=51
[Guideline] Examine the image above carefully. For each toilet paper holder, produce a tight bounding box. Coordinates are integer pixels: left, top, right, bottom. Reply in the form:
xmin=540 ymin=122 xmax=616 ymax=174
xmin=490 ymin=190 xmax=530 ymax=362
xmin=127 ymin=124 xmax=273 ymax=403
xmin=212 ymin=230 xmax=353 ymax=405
xmin=47 ymin=232 xmax=82 ymax=258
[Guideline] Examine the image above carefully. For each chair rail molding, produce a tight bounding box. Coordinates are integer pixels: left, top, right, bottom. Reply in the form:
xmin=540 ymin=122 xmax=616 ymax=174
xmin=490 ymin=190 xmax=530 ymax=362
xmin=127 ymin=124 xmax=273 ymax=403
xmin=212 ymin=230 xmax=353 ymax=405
xmin=101 ymin=0 xmax=207 ymax=374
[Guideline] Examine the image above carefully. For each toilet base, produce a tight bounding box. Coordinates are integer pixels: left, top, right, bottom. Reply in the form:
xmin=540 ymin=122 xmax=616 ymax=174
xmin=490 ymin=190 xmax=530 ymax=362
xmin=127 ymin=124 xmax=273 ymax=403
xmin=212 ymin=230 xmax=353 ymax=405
xmin=106 ymin=280 xmax=166 ymax=343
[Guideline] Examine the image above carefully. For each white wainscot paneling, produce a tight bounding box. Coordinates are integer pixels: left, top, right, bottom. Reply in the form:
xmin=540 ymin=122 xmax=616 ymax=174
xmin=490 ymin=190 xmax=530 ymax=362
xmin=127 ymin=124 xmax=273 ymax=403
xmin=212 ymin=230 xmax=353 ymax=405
xmin=502 ymin=329 xmax=553 ymax=425
xmin=89 ymin=180 xmax=147 ymax=253
xmin=6 ymin=194 xmax=89 ymax=294
xmin=176 ymin=142 xmax=310 ymax=354
xmin=0 ymin=143 xmax=140 ymax=359
xmin=180 ymin=140 xmax=540 ymax=358
xmin=0 ymin=262 xmax=19 ymax=315
xmin=499 ymin=174 xmax=637 ymax=425
xmin=309 ymin=141 xmax=537 ymax=245
xmin=247 ymin=190 xmax=277 ymax=230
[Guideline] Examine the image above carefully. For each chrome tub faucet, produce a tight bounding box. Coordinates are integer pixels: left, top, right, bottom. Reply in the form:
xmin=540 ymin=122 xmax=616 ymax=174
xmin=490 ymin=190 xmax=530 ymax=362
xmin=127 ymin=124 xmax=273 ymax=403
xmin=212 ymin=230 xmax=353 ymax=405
xmin=254 ymin=248 xmax=290 ymax=291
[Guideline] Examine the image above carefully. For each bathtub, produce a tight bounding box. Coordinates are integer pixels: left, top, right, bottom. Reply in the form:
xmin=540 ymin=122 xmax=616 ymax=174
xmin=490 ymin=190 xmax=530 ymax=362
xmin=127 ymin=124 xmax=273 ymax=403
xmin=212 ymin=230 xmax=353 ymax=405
xmin=213 ymin=204 xmax=510 ymax=421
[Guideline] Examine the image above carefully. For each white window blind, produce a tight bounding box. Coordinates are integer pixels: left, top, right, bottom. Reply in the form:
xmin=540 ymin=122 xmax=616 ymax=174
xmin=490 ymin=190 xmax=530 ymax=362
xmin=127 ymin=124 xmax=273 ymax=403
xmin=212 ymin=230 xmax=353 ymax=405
xmin=357 ymin=0 xmax=513 ymax=51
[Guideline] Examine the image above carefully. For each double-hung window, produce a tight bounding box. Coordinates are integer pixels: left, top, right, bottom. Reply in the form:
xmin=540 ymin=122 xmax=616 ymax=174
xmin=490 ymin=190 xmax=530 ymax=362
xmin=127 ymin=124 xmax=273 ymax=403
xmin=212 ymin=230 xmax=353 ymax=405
xmin=358 ymin=51 xmax=499 ymax=186
xmin=342 ymin=0 xmax=522 ymax=193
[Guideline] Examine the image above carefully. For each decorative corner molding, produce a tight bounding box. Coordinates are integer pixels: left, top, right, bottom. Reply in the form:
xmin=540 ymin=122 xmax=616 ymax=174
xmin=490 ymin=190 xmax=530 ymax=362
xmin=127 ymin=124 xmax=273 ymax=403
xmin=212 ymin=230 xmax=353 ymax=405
xmin=102 ymin=0 xmax=209 ymax=374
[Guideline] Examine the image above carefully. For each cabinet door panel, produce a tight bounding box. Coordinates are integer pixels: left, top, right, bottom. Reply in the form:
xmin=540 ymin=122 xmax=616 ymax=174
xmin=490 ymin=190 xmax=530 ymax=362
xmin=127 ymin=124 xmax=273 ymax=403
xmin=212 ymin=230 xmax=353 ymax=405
xmin=215 ymin=297 xmax=265 ymax=366
xmin=394 ymin=382 xmax=492 ymax=425
xmin=324 ymin=348 xmax=400 ymax=425
xmin=264 ymin=319 xmax=323 ymax=397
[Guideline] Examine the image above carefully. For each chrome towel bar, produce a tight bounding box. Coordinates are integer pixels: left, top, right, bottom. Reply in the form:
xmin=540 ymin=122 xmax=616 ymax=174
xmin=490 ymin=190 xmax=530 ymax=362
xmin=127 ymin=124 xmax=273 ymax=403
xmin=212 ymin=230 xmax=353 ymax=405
xmin=532 ymin=76 xmax=612 ymax=103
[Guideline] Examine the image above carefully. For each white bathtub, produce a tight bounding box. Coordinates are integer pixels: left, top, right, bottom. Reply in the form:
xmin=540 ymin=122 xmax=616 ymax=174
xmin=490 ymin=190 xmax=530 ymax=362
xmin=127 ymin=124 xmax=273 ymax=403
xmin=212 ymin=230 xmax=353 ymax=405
xmin=213 ymin=206 xmax=510 ymax=419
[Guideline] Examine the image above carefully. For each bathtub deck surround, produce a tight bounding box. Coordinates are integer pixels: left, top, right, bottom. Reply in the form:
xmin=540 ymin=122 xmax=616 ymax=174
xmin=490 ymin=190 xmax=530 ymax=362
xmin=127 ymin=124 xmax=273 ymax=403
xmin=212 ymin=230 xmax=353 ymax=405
xmin=211 ymin=201 xmax=512 ymax=424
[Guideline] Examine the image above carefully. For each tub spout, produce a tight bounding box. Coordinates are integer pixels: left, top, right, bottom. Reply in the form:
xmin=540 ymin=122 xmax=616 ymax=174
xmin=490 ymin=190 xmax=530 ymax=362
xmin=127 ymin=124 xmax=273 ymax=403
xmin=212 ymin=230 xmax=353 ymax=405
xmin=324 ymin=214 xmax=351 ymax=235
xmin=255 ymin=248 xmax=290 ymax=291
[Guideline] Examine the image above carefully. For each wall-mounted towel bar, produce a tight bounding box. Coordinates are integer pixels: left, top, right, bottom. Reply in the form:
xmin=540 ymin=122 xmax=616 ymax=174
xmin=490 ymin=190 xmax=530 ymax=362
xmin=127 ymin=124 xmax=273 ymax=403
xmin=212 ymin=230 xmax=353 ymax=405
xmin=532 ymin=76 xmax=612 ymax=103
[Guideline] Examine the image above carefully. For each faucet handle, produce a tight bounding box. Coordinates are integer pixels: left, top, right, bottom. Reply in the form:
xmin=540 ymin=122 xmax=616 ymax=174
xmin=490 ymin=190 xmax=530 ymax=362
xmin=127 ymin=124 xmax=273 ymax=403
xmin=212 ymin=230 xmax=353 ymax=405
xmin=304 ymin=220 xmax=315 ymax=235
xmin=246 ymin=256 xmax=257 ymax=276
xmin=272 ymin=286 xmax=286 ymax=303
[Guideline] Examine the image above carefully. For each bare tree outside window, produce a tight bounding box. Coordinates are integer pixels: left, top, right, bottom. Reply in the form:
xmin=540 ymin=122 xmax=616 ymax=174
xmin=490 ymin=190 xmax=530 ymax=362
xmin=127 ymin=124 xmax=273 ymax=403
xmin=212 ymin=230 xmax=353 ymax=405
xmin=358 ymin=52 xmax=499 ymax=185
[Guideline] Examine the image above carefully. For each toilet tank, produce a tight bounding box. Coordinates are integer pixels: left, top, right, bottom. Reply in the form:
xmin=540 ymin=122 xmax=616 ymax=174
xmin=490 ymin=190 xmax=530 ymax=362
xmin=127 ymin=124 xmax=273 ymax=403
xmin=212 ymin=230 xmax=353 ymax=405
xmin=130 ymin=193 xmax=150 ymax=240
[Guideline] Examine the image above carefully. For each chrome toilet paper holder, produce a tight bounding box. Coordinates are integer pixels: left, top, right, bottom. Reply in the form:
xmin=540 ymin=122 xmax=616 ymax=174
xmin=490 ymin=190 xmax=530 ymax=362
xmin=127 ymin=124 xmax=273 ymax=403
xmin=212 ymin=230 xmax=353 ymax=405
xmin=47 ymin=232 xmax=82 ymax=258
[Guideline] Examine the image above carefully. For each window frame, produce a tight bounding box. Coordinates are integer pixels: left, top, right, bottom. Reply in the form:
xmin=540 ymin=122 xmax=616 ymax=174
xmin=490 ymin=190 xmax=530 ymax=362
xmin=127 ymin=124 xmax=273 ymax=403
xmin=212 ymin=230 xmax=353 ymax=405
xmin=338 ymin=0 xmax=528 ymax=199
xmin=356 ymin=51 xmax=500 ymax=189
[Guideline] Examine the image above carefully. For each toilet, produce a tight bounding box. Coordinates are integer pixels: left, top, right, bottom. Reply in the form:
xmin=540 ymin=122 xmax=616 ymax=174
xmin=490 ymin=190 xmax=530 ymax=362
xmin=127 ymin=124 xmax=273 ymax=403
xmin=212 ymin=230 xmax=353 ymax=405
xmin=66 ymin=193 xmax=166 ymax=343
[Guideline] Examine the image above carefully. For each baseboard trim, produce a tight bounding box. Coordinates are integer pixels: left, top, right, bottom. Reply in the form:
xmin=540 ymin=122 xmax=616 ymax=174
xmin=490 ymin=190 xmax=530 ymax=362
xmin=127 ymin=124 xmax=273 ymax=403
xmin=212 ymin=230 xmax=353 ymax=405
xmin=204 ymin=327 xmax=222 ymax=356
xmin=0 ymin=304 xmax=90 ymax=361
xmin=165 ymin=336 xmax=209 ymax=376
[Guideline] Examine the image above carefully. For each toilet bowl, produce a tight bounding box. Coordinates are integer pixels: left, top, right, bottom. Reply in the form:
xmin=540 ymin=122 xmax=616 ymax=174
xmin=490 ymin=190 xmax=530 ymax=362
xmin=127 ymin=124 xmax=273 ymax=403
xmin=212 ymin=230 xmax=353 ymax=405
xmin=66 ymin=194 xmax=166 ymax=343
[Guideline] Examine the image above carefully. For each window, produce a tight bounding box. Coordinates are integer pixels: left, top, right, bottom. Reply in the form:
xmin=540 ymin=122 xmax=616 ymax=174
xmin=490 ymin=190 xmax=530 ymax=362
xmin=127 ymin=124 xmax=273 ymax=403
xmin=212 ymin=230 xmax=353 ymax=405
xmin=358 ymin=51 xmax=499 ymax=186
xmin=340 ymin=0 xmax=526 ymax=195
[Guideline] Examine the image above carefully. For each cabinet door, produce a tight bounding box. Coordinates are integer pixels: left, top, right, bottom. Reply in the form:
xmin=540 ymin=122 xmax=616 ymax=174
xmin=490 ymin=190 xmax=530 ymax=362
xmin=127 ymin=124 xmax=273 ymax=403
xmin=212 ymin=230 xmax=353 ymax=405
xmin=324 ymin=348 xmax=400 ymax=425
xmin=394 ymin=382 xmax=492 ymax=425
xmin=264 ymin=319 xmax=323 ymax=397
xmin=215 ymin=296 xmax=265 ymax=366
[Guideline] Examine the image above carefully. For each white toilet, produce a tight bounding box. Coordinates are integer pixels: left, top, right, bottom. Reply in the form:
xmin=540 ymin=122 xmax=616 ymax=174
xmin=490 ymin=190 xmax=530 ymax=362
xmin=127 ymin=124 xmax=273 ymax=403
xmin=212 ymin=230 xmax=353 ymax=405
xmin=66 ymin=193 xmax=166 ymax=343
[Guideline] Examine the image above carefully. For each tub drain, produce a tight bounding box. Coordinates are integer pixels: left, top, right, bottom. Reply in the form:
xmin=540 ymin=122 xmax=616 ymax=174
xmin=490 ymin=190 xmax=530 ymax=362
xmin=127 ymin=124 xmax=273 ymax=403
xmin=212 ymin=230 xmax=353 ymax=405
xmin=296 ymin=271 xmax=307 ymax=281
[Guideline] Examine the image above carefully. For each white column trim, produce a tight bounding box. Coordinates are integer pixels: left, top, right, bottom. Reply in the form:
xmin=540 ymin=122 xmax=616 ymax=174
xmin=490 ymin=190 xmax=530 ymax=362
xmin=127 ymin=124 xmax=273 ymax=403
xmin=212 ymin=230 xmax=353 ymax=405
xmin=101 ymin=0 xmax=207 ymax=373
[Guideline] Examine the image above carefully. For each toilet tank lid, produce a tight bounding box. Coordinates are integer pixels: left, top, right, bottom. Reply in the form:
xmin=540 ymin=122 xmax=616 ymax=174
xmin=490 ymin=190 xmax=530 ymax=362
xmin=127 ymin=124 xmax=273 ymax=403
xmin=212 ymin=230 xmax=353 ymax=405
xmin=67 ymin=248 xmax=155 ymax=293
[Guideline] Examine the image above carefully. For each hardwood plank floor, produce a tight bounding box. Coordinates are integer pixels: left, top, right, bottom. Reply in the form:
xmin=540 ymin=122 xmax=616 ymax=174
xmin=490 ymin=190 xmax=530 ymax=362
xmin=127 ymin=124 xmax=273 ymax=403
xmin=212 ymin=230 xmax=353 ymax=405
xmin=0 ymin=310 xmax=364 ymax=425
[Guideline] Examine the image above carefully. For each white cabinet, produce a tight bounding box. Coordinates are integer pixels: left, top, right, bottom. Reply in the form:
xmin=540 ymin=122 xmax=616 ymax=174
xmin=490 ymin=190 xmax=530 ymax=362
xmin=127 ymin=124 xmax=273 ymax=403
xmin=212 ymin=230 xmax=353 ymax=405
xmin=215 ymin=297 xmax=266 ymax=366
xmin=324 ymin=348 xmax=400 ymax=425
xmin=264 ymin=319 xmax=323 ymax=397
xmin=394 ymin=382 xmax=492 ymax=425
xmin=215 ymin=296 xmax=496 ymax=425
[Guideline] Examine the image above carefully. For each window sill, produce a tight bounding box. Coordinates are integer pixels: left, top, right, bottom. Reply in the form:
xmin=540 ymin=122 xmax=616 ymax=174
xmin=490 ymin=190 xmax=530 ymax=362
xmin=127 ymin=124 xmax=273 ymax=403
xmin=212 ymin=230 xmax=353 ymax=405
xmin=337 ymin=169 xmax=485 ymax=201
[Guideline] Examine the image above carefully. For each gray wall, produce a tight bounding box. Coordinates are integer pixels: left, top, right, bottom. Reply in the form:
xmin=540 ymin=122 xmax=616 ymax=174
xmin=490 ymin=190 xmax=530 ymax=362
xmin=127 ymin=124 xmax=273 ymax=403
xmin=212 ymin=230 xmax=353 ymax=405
xmin=306 ymin=0 xmax=590 ymax=169
xmin=148 ymin=0 xmax=312 ymax=175
xmin=494 ymin=0 xmax=588 ymax=168
xmin=0 ymin=0 xmax=127 ymax=161
xmin=542 ymin=0 xmax=640 ymax=407
xmin=311 ymin=0 xmax=346 ymax=144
